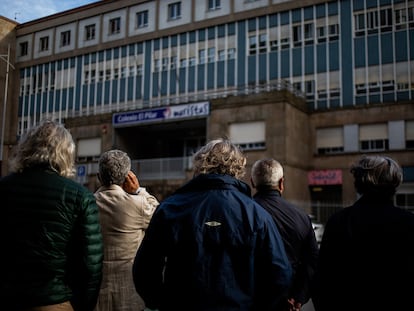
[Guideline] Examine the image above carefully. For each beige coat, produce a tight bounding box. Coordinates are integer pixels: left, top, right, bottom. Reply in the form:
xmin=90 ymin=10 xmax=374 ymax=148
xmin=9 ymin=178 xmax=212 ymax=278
xmin=94 ymin=184 xmax=159 ymax=311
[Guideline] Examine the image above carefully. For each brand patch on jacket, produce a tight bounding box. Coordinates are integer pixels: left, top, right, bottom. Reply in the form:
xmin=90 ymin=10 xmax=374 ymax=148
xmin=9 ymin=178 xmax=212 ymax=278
xmin=205 ymin=221 xmax=221 ymax=227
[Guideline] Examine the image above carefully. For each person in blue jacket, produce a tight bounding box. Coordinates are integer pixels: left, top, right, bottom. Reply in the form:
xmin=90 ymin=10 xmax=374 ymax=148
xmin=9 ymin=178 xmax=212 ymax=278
xmin=133 ymin=138 xmax=292 ymax=311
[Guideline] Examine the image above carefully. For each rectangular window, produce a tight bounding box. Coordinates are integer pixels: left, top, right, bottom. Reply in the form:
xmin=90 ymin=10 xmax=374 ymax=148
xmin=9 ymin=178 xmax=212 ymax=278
xmin=60 ymin=31 xmax=71 ymax=47
xmin=20 ymin=41 xmax=28 ymax=56
xmin=208 ymin=47 xmax=215 ymax=63
xmin=136 ymin=10 xmax=148 ymax=28
xmin=85 ymin=24 xmax=96 ymax=41
xmin=406 ymin=121 xmax=414 ymax=149
xmin=199 ymin=49 xmax=206 ymax=64
xmin=249 ymin=35 xmax=257 ymax=55
xmin=316 ymin=127 xmax=344 ymax=154
xmin=40 ymin=36 xmax=49 ymax=51
xmin=229 ymin=121 xmax=266 ymax=151
xmin=168 ymin=2 xmax=181 ymax=20
xmin=208 ymin=0 xmax=221 ymax=10
xmin=109 ymin=17 xmax=121 ymax=35
xmin=359 ymin=124 xmax=389 ymax=152
xmin=218 ymin=49 xmax=226 ymax=61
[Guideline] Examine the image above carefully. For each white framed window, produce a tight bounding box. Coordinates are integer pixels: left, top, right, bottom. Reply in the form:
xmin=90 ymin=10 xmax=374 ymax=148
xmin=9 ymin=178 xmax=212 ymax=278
xmin=20 ymin=41 xmax=28 ymax=56
xmin=77 ymin=137 xmax=102 ymax=160
xmin=359 ymin=124 xmax=389 ymax=152
xmin=136 ymin=10 xmax=148 ymax=28
xmin=229 ymin=121 xmax=266 ymax=151
xmin=208 ymin=0 xmax=221 ymax=10
xmin=85 ymin=24 xmax=96 ymax=41
xmin=40 ymin=36 xmax=49 ymax=51
xmin=60 ymin=31 xmax=71 ymax=47
xmin=168 ymin=2 xmax=181 ymax=20
xmin=109 ymin=17 xmax=121 ymax=35
xmin=316 ymin=127 xmax=344 ymax=154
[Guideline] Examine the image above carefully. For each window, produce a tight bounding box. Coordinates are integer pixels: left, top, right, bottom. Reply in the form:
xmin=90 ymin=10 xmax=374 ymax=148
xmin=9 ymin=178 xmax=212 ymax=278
xmin=40 ymin=36 xmax=49 ymax=51
xmin=218 ymin=49 xmax=226 ymax=61
xmin=229 ymin=121 xmax=266 ymax=151
xmin=359 ymin=124 xmax=389 ymax=152
xmin=109 ymin=17 xmax=121 ymax=35
xmin=199 ymin=49 xmax=206 ymax=64
xmin=208 ymin=47 xmax=215 ymax=63
xmin=85 ymin=24 xmax=96 ymax=41
xmin=19 ymin=41 xmax=28 ymax=56
xmin=136 ymin=10 xmax=148 ymax=28
xmin=60 ymin=31 xmax=71 ymax=47
xmin=208 ymin=0 xmax=221 ymax=10
xmin=168 ymin=2 xmax=181 ymax=20
xmin=77 ymin=137 xmax=102 ymax=162
xmin=249 ymin=35 xmax=257 ymax=55
xmin=228 ymin=48 xmax=235 ymax=59
xmin=316 ymin=127 xmax=344 ymax=154
xmin=406 ymin=121 xmax=414 ymax=149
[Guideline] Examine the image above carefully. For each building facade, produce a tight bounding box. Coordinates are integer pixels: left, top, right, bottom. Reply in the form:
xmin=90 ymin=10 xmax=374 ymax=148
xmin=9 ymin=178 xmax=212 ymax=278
xmin=1 ymin=0 xmax=413 ymax=222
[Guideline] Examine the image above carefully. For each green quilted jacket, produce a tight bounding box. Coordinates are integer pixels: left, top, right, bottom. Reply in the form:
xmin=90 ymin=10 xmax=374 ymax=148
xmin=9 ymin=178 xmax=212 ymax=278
xmin=0 ymin=166 xmax=103 ymax=311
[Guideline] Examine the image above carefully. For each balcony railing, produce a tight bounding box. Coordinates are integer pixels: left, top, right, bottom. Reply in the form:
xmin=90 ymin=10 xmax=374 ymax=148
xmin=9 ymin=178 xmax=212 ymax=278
xmin=132 ymin=156 xmax=193 ymax=180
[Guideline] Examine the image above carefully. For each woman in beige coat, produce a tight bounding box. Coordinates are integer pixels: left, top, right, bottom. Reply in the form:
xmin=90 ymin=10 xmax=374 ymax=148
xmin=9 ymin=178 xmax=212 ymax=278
xmin=94 ymin=150 xmax=159 ymax=311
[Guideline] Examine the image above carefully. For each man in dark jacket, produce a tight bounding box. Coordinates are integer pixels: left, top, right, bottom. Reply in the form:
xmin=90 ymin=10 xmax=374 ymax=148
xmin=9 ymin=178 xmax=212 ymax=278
xmin=0 ymin=120 xmax=103 ymax=311
xmin=133 ymin=139 xmax=292 ymax=311
xmin=251 ymin=158 xmax=319 ymax=311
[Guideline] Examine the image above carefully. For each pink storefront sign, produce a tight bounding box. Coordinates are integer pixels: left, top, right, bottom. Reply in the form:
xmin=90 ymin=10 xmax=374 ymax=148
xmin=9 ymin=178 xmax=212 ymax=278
xmin=308 ymin=169 xmax=342 ymax=185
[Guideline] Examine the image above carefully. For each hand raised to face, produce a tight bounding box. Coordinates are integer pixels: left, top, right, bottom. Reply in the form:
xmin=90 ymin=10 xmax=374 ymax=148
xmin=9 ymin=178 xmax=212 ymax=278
xmin=122 ymin=171 xmax=140 ymax=194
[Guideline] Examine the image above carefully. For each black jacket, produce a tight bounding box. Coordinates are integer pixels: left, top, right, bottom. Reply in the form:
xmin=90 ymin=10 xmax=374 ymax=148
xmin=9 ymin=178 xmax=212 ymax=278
xmin=253 ymin=188 xmax=319 ymax=305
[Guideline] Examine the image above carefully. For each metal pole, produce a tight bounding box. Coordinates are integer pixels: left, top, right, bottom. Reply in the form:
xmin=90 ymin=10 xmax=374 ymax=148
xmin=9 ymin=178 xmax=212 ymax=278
xmin=1 ymin=44 xmax=13 ymax=162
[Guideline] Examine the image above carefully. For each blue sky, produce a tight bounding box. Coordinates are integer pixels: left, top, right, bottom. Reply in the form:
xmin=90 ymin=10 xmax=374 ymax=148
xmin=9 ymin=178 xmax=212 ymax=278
xmin=0 ymin=0 xmax=99 ymax=23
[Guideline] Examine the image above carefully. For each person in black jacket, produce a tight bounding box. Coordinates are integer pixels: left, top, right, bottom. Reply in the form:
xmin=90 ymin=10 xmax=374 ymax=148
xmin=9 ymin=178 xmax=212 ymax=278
xmin=251 ymin=158 xmax=319 ymax=311
xmin=0 ymin=119 xmax=103 ymax=311
xmin=312 ymin=155 xmax=414 ymax=311
xmin=133 ymin=139 xmax=292 ymax=311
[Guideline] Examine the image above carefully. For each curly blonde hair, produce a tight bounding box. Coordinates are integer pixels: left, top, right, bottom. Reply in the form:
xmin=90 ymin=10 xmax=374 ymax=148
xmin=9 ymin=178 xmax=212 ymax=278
xmin=9 ymin=119 xmax=76 ymax=177
xmin=192 ymin=138 xmax=246 ymax=179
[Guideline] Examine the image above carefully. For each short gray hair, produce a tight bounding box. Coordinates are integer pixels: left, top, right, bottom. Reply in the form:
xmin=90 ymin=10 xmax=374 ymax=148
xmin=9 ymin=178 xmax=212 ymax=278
xmin=350 ymin=155 xmax=402 ymax=197
xmin=98 ymin=149 xmax=131 ymax=186
xmin=251 ymin=158 xmax=283 ymax=188
xmin=193 ymin=138 xmax=246 ymax=179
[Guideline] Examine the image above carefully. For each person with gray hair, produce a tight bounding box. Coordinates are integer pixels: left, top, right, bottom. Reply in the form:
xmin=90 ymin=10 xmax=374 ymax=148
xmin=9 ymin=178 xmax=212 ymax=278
xmin=251 ymin=158 xmax=319 ymax=311
xmin=94 ymin=149 xmax=159 ymax=311
xmin=0 ymin=119 xmax=103 ymax=311
xmin=133 ymin=138 xmax=292 ymax=311
xmin=313 ymin=155 xmax=414 ymax=311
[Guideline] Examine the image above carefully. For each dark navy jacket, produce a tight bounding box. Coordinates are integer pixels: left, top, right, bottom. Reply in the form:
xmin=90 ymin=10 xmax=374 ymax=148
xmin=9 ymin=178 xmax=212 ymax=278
xmin=253 ymin=188 xmax=319 ymax=305
xmin=133 ymin=174 xmax=292 ymax=311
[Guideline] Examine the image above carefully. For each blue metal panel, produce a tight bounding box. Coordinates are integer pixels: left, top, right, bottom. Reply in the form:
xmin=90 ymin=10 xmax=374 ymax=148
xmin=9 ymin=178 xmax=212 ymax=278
xmin=180 ymin=33 xmax=187 ymax=45
xmin=328 ymin=1 xmax=338 ymax=15
xmin=121 ymin=46 xmax=127 ymax=57
xmin=292 ymin=9 xmax=301 ymax=23
xmin=317 ymin=100 xmax=328 ymax=109
xmin=119 ymin=79 xmax=125 ymax=101
xmin=354 ymin=38 xmax=366 ymax=67
xmin=403 ymin=167 xmax=414 ymax=182
xmin=82 ymin=85 xmax=88 ymax=107
xmin=395 ymin=31 xmax=408 ymax=61
xmin=305 ymin=45 xmax=314 ymax=75
xmin=162 ymin=36 xmax=168 ymax=48
xmin=136 ymin=76 xmax=142 ymax=99
xmin=75 ymin=56 xmax=83 ymax=111
xmin=218 ymin=25 xmax=225 ymax=37
xmin=340 ymin=0 xmax=353 ymax=107
xmin=237 ymin=21 xmax=246 ymax=86
xmin=367 ymin=36 xmax=379 ymax=66
xmin=161 ymin=71 xmax=168 ymax=95
xmin=61 ymin=89 xmax=67 ymax=111
xmin=329 ymin=41 xmax=339 ymax=71
xmin=197 ymin=65 xmax=204 ymax=90
xmin=304 ymin=6 xmax=313 ymax=20
xmin=316 ymin=3 xmax=325 ymax=18
xmin=113 ymin=47 xmax=119 ymax=59
xmin=198 ymin=29 xmax=205 ymax=41
xmin=137 ymin=42 xmax=143 ymax=54
xmin=152 ymin=73 xmax=159 ymax=97
xmin=259 ymin=16 xmax=266 ymax=29
xmin=366 ymin=0 xmax=377 ymax=9
xmin=410 ymin=30 xmax=414 ymax=60
xmin=248 ymin=56 xmax=256 ymax=84
xmin=189 ymin=31 xmax=196 ymax=43
xmin=96 ymin=83 xmax=102 ymax=106
xmin=127 ymin=77 xmax=134 ymax=100
xmin=104 ymin=81 xmax=110 ymax=104
xmin=259 ymin=54 xmax=266 ymax=82
xmin=143 ymin=41 xmax=152 ymax=100
xmin=179 ymin=68 xmax=186 ymax=93
xmin=281 ymin=50 xmax=290 ymax=78
xmin=228 ymin=23 xmax=235 ymax=35
xmin=369 ymin=94 xmax=380 ymax=103
xmin=217 ymin=62 xmax=224 ymax=87
xmin=188 ymin=66 xmax=195 ymax=92
xmin=280 ymin=11 xmax=289 ymax=25
xmin=381 ymin=33 xmax=394 ymax=64
xmin=248 ymin=18 xmax=256 ymax=31
xmin=269 ymin=14 xmax=277 ymax=27
xmin=269 ymin=52 xmax=278 ymax=80
xmin=153 ymin=39 xmax=160 ymax=50
xmin=112 ymin=80 xmax=118 ymax=102
xmin=207 ymin=63 xmax=214 ymax=89
xmin=292 ymin=48 xmax=302 ymax=76
xmin=330 ymin=98 xmax=340 ymax=108
xmin=171 ymin=35 xmax=178 ymax=46
xmin=169 ymin=71 xmax=177 ymax=94
xmin=208 ymin=27 xmax=215 ymax=39
xmin=397 ymin=91 xmax=410 ymax=100
xmin=227 ymin=60 xmax=235 ymax=86
xmin=317 ymin=44 xmax=327 ymax=73
xmin=353 ymin=0 xmax=364 ymax=11
xmin=89 ymin=84 xmax=95 ymax=104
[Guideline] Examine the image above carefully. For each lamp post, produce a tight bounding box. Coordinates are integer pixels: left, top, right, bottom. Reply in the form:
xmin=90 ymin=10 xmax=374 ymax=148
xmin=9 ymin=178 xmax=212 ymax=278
xmin=0 ymin=44 xmax=15 ymax=171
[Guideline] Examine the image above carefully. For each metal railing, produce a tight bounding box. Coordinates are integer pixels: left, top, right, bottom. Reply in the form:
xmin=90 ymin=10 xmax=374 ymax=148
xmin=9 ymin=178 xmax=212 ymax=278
xmin=132 ymin=156 xmax=192 ymax=180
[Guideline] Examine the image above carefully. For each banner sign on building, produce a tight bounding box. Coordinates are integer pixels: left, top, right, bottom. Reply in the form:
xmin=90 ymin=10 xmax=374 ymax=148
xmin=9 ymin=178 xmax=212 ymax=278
xmin=112 ymin=101 xmax=210 ymax=127
xmin=308 ymin=169 xmax=342 ymax=185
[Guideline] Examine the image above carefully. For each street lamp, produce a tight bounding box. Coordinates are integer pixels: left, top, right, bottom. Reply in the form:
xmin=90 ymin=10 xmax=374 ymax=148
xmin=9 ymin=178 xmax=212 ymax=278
xmin=0 ymin=44 xmax=15 ymax=166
